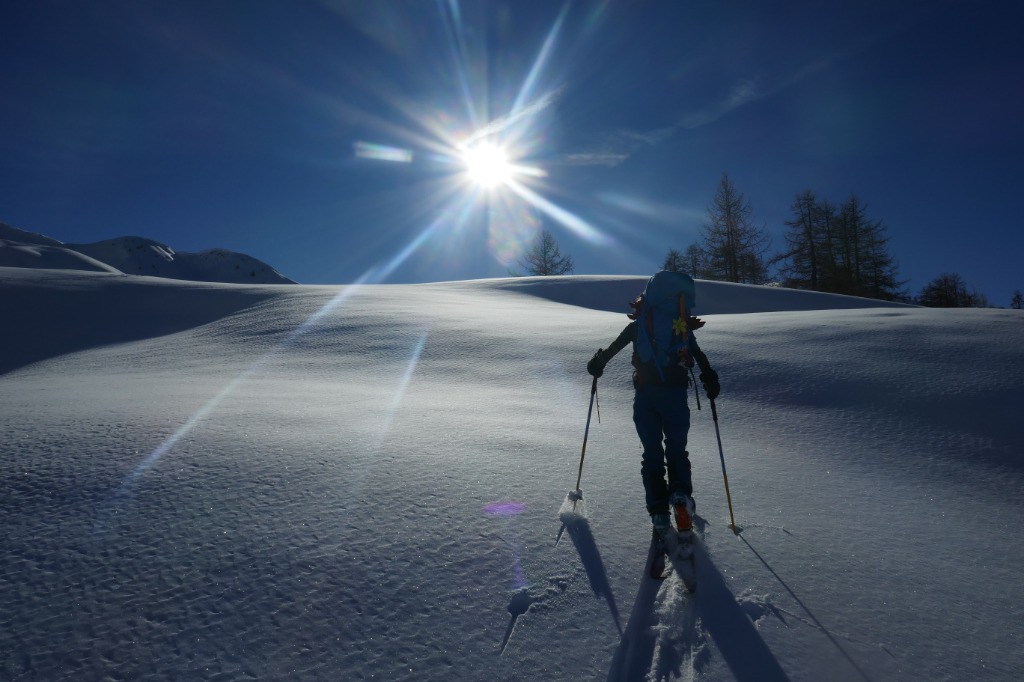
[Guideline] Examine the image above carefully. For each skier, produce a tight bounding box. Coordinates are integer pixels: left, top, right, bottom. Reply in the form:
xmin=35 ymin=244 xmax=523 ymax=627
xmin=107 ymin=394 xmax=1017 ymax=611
xmin=585 ymin=274 xmax=720 ymax=541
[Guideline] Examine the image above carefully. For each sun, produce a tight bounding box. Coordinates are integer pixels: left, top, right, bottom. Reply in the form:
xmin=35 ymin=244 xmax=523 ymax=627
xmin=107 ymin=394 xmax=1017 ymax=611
xmin=461 ymin=142 xmax=514 ymax=189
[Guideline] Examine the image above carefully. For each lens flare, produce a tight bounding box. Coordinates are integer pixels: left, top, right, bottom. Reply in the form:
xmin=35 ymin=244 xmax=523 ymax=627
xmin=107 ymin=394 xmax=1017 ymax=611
xmin=355 ymin=141 xmax=413 ymax=163
xmin=484 ymin=501 xmax=527 ymax=516
xmin=485 ymin=500 xmax=529 ymax=591
xmin=486 ymin=198 xmax=540 ymax=268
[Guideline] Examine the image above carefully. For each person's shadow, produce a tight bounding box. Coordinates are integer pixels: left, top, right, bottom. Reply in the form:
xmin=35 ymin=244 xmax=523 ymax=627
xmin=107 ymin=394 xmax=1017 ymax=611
xmin=607 ymin=516 xmax=791 ymax=681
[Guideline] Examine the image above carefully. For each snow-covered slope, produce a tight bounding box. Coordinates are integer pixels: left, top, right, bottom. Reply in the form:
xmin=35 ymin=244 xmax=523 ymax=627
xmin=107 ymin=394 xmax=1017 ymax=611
xmin=1 ymin=269 xmax=1021 ymax=681
xmin=0 ymin=268 xmax=282 ymax=375
xmin=0 ymin=221 xmax=295 ymax=284
xmin=0 ymin=221 xmax=63 ymax=247
xmin=0 ymin=239 xmax=123 ymax=274
xmin=475 ymin=275 xmax=915 ymax=314
xmin=68 ymin=237 xmax=296 ymax=284
xmin=1 ymin=221 xmax=122 ymax=273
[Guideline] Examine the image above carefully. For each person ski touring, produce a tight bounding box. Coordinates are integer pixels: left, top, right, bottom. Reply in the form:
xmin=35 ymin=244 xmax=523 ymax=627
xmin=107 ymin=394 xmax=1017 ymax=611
xmin=585 ymin=271 xmax=720 ymax=565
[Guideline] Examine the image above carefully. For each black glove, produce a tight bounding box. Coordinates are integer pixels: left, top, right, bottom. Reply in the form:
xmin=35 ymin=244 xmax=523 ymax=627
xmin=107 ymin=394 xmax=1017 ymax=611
xmin=700 ymin=368 xmax=720 ymax=400
xmin=587 ymin=349 xmax=606 ymax=378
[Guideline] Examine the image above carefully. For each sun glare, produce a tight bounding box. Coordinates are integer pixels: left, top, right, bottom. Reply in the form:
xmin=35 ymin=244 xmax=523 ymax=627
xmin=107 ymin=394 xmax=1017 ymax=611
xmin=352 ymin=1 xmax=606 ymax=271
xmin=461 ymin=143 xmax=514 ymax=189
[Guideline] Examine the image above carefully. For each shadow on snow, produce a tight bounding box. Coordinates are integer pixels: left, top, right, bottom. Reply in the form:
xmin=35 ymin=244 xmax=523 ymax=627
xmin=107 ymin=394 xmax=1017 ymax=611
xmin=557 ymin=510 xmax=623 ymax=636
xmin=607 ymin=518 xmax=790 ymax=681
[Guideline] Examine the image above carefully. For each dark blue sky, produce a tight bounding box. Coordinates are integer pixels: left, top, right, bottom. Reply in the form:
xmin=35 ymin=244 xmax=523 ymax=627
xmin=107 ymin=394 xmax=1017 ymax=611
xmin=2 ymin=1 xmax=1021 ymax=303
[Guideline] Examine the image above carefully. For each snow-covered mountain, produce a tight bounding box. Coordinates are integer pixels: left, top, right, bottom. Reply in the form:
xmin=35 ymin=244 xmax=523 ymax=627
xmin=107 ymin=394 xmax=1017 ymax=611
xmin=1 ymin=268 xmax=1022 ymax=681
xmin=0 ymin=221 xmax=295 ymax=284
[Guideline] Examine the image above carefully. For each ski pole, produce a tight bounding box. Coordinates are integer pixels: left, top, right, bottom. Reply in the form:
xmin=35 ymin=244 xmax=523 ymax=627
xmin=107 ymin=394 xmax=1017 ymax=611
xmin=572 ymin=376 xmax=598 ymax=511
xmin=689 ymin=367 xmax=702 ymax=410
xmin=710 ymin=398 xmax=738 ymax=534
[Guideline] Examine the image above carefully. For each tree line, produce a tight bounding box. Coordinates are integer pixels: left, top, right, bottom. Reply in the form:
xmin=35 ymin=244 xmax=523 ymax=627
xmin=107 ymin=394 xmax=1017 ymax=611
xmin=659 ymin=172 xmax=1014 ymax=308
xmin=515 ymin=172 xmax=1018 ymax=308
xmin=663 ymin=173 xmax=905 ymax=301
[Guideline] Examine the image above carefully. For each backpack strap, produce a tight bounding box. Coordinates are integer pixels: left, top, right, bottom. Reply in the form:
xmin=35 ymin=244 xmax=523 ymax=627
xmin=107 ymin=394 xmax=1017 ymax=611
xmin=635 ymin=304 xmax=667 ymax=383
xmin=677 ymin=293 xmax=691 ymax=366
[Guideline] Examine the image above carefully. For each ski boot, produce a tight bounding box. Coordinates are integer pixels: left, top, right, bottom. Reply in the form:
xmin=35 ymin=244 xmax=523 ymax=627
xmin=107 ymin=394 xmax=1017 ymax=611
xmin=649 ymin=512 xmax=670 ymax=580
xmin=671 ymin=492 xmax=695 ymax=533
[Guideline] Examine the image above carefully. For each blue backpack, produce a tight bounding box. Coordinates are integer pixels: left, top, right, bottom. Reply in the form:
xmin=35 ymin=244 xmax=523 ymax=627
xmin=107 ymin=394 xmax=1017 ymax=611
xmin=631 ymin=271 xmax=697 ymax=382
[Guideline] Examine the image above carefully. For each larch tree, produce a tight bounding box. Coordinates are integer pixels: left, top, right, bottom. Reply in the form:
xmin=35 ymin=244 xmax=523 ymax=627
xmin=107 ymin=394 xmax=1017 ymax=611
xmin=773 ymin=189 xmax=823 ymax=290
xmin=917 ymin=272 xmax=979 ymax=307
xmin=662 ymin=248 xmax=686 ymax=273
xmin=684 ymin=244 xmax=707 ymax=278
xmin=518 ymin=229 xmax=574 ymax=276
xmin=775 ymin=191 xmax=903 ymax=301
xmin=700 ymin=173 xmax=771 ymax=284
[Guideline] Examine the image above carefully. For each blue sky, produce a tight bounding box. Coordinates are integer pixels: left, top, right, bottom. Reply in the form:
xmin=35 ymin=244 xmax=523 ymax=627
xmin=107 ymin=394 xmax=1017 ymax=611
xmin=2 ymin=1 xmax=1021 ymax=304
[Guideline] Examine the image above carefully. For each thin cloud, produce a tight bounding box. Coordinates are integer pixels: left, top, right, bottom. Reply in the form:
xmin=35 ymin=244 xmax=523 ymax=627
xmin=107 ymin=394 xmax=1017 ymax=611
xmin=596 ymin=192 xmax=705 ymax=225
xmin=562 ymin=152 xmax=630 ymax=168
xmin=679 ymin=26 xmax=891 ymax=130
xmin=561 ymin=126 xmax=676 ymax=167
xmin=680 ymin=78 xmax=763 ymax=129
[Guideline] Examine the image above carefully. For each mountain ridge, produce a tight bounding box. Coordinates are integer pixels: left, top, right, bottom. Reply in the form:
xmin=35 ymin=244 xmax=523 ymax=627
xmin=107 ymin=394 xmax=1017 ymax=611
xmin=0 ymin=220 xmax=296 ymax=284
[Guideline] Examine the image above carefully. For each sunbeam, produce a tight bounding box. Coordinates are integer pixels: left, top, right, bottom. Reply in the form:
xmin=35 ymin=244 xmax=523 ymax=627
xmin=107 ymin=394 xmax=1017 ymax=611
xmin=376 ymin=331 xmax=429 ymax=445
xmin=506 ymin=179 xmax=610 ymax=245
xmin=95 ymin=269 xmax=386 ymax=540
xmin=509 ymin=3 xmax=569 ymax=121
xmin=92 ymin=367 xmax=258 ymax=541
xmin=439 ymin=0 xmax=481 ymax=131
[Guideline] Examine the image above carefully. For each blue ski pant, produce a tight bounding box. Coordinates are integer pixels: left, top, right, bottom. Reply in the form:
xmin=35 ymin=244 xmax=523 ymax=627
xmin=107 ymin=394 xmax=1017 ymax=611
xmin=632 ymin=384 xmax=691 ymax=515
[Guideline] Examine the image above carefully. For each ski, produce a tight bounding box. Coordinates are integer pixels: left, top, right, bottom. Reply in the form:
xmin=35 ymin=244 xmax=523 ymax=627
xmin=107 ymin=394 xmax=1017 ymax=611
xmin=670 ymin=530 xmax=698 ymax=593
xmin=670 ymin=498 xmax=698 ymax=592
xmin=648 ymin=531 xmax=669 ymax=580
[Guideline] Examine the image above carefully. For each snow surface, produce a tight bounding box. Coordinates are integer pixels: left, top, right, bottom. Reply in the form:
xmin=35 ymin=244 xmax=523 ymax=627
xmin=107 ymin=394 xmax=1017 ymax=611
xmin=2 ymin=268 xmax=1022 ymax=681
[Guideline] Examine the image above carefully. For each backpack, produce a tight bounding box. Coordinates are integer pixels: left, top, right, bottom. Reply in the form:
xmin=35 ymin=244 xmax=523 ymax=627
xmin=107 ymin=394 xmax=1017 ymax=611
xmin=629 ymin=270 xmax=697 ymax=383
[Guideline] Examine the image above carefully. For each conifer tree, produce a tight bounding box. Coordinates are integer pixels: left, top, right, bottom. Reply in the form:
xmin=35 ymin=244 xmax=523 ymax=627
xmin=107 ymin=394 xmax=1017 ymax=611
xmin=774 ymin=190 xmax=822 ymax=290
xmin=700 ymin=173 xmax=770 ymax=284
xmin=835 ymin=195 xmax=903 ymax=300
xmin=684 ymin=244 xmax=706 ymax=278
xmin=662 ymin=248 xmax=686 ymax=273
xmin=918 ymin=272 xmax=977 ymax=307
xmin=775 ymin=191 xmax=903 ymax=300
xmin=518 ymin=229 xmax=574 ymax=276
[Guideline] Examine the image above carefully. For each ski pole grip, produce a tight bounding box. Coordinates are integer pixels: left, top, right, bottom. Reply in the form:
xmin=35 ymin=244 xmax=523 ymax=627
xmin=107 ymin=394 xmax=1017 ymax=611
xmin=710 ymin=398 xmax=719 ymax=422
xmin=591 ymin=375 xmax=598 ymax=394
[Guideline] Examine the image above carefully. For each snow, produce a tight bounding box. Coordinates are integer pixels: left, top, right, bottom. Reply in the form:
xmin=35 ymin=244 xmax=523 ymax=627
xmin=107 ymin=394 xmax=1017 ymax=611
xmin=0 ymin=239 xmax=122 ymax=274
xmin=0 ymin=222 xmax=295 ymax=284
xmin=1 ymin=267 xmax=1022 ymax=681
